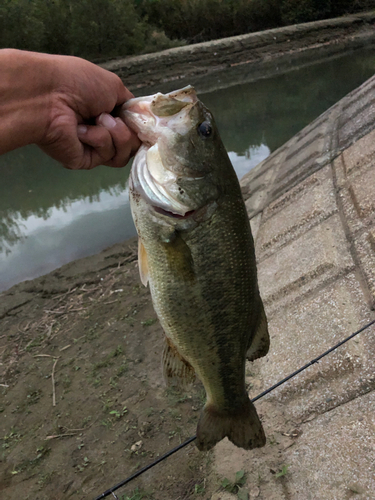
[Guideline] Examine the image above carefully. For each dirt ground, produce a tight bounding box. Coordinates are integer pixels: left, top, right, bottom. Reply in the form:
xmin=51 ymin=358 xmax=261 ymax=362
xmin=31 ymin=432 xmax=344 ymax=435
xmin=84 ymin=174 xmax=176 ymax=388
xmin=0 ymin=238 xmax=304 ymax=500
xmin=0 ymin=239 xmax=217 ymax=500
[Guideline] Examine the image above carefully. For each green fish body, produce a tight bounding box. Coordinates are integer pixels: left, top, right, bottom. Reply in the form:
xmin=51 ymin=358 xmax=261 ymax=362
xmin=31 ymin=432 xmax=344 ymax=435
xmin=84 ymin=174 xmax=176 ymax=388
xmin=121 ymin=87 xmax=269 ymax=451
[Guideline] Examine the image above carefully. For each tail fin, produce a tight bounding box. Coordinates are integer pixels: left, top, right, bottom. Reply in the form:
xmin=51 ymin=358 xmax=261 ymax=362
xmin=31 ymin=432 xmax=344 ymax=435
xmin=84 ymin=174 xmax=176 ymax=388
xmin=196 ymin=398 xmax=266 ymax=451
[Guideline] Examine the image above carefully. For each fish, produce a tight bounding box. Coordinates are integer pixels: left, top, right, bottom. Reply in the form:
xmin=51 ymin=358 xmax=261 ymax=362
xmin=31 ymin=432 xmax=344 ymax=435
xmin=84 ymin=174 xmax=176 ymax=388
xmin=121 ymin=86 xmax=270 ymax=451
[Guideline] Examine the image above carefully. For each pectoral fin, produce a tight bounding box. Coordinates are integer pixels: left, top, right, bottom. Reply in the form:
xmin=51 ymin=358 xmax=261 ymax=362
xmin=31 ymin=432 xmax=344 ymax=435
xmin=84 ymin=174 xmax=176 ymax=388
xmin=138 ymin=238 xmax=149 ymax=287
xmin=246 ymin=301 xmax=270 ymax=361
xmin=162 ymin=231 xmax=195 ymax=282
xmin=162 ymin=336 xmax=195 ymax=389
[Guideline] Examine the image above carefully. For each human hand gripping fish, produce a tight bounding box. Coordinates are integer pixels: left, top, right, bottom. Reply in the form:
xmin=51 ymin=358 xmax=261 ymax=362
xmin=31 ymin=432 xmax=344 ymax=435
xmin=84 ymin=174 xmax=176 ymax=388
xmin=120 ymin=86 xmax=270 ymax=451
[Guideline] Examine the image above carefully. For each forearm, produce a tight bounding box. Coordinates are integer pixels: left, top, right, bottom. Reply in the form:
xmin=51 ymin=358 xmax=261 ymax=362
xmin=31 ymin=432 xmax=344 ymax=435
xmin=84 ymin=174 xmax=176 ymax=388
xmin=0 ymin=49 xmax=53 ymax=154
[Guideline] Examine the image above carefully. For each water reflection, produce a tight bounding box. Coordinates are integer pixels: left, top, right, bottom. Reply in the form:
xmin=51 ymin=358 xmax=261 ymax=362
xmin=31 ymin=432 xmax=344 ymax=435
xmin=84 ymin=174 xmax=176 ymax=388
xmin=1 ymin=47 xmax=375 ymax=291
xmin=0 ymin=189 xmax=135 ymax=292
xmin=0 ymin=146 xmax=135 ymax=290
xmin=229 ymin=145 xmax=270 ymax=179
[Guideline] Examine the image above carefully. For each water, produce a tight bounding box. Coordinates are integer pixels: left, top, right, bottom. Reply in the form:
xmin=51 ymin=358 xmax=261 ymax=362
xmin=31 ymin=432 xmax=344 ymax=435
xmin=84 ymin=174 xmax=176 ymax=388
xmin=1 ymin=48 xmax=374 ymax=291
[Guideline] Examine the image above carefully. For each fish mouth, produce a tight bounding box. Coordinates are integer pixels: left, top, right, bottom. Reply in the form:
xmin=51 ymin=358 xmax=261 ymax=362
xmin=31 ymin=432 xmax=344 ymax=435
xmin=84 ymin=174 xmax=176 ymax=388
xmin=121 ymin=86 xmax=198 ymax=141
xmin=152 ymin=206 xmax=197 ymax=219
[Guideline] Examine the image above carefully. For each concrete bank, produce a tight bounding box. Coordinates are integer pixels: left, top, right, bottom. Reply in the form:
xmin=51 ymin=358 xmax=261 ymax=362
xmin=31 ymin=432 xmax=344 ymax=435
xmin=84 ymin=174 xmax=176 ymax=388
xmin=214 ymin=62 xmax=375 ymax=499
xmin=101 ymin=11 xmax=375 ymax=94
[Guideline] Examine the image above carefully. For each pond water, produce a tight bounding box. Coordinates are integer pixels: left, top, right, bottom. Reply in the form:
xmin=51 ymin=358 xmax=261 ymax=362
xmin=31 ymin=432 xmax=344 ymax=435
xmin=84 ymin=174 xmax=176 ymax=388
xmin=1 ymin=47 xmax=375 ymax=291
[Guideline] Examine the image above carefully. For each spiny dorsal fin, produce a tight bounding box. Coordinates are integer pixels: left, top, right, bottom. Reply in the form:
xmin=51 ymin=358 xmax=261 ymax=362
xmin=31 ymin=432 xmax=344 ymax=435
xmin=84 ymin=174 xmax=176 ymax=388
xmin=162 ymin=335 xmax=195 ymax=389
xmin=138 ymin=238 xmax=149 ymax=287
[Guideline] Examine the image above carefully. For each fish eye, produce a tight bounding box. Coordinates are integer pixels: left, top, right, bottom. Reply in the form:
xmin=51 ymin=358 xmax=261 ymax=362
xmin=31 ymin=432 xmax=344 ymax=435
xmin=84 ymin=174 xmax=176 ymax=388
xmin=197 ymin=121 xmax=212 ymax=138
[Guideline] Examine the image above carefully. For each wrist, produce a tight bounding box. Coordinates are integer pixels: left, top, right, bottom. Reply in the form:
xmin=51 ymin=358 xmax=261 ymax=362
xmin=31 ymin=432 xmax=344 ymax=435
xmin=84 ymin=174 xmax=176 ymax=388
xmin=0 ymin=49 xmax=55 ymax=154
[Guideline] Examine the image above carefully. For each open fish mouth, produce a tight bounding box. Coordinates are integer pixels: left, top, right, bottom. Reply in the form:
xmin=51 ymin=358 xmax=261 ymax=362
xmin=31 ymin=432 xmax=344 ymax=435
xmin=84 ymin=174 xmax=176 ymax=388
xmin=123 ymin=86 xmax=201 ymax=217
xmin=152 ymin=206 xmax=197 ymax=219
xmin=122 ymin=86 xmax=198 ymax=142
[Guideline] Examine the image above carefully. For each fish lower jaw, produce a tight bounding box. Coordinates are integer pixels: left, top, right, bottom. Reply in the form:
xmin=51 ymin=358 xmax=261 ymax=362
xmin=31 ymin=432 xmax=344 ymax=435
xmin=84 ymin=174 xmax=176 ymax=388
xmin=152 ymin=205 xmax=196 ymax=219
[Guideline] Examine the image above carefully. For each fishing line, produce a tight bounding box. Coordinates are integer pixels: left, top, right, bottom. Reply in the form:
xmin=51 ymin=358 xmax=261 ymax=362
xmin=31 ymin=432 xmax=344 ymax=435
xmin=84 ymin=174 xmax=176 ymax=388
xmin=94 ymin=318 xmax=375 ymax=500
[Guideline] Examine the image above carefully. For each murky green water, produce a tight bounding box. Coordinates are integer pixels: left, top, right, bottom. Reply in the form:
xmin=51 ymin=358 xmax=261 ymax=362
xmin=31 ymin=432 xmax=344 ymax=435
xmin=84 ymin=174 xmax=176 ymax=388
xmin=1 ymin=48 xmax=374 ymax=291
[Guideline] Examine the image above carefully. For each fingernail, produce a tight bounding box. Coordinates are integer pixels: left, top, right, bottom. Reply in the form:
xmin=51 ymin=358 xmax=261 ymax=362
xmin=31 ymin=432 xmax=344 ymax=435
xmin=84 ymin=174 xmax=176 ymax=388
xmin=77 ymin=124 xmax=88 ymax=135
xmin=98 ymin=113 xmax=117 ymax=129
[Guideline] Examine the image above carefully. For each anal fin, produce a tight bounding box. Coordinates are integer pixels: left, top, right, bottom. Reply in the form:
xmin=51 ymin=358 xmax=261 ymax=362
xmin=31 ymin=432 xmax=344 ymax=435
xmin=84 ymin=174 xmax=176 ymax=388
xmin=162 ymin=336 xmax=195 ymax=389
xmin=246 ymin=300 xmax=270 ymax=362
xmin=138 ymin=238 xmax=149 ymax=287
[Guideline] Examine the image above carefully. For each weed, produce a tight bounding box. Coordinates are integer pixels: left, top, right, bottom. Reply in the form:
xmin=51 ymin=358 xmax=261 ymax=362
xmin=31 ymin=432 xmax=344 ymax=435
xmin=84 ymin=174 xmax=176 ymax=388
xmin=141 ymin=318 xmax=157 ymax=327
xmin=101 ymin=419 xmax=112 ymax=429
xmin=26 ymin=390 xmax=42 ymax=405
xmin=62 ymin=375 xmax=71 ymax=389
xmin=82 ymin=415 xmax=92 ymax=427
xmin=237 ymin=488 xmax=249 ymax=500
xmin=25 ymin=336 xmax=43 ymax=351
xmin=2 ymin=428 xmax=22 ymax=450
xmin=12 ymin=446 xmax=51 ymax=475
xmin=87 ymin=323 xmax=99 ymax=341
xmin=109 ymin=407 xmax=128 ymax=419
xmin=166 ymin=387 xmax=188 ymax=406
xmin=221 ymin=470 xmax=247 ymax=494
xmin=144 ymin=407 xmax=154 ymax=417
xmin=102 ymin=398 xmax=114 ymax=412
xmin=268 ymin=434 xmax=278 ymax=446
xmin=92 ymin=346 xmax=124 ymax=371
xmin=121 ymin=487 xmax=148 ymax=500
xmin=38 ymin=471 xmax=54 ymax=489
xmin=169 ymin=408 xmax=182 ymax=420
xmin=194 ymin=482 xmax=205 ymax=495
xmin=76 ymin=456 xmax=90 ymax=472
xmin=116 ymin=361 xmax=128 ymax=377
xmin=275 ymin=464 xmax=290 ymax=478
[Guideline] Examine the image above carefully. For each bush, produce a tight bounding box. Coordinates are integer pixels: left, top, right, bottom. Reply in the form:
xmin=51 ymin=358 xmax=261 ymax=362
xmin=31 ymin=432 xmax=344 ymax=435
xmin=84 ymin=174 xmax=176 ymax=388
xmin=0 ymin=0 xmax=45 ymax=52
xmin=0 ymin=0 xmax=179 ymax=60
xmin=1 ymin=0 xmax=375 ymax=60
xmin=68 ymin=0 xmax=146 ymax=59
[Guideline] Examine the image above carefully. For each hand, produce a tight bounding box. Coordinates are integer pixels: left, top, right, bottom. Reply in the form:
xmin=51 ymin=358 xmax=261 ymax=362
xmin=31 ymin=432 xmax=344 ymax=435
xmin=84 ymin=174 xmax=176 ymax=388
xmin=0 ymin=50 xmax=141 ymax=169
xmin=39 ymin=54 xmax=141 ymax=169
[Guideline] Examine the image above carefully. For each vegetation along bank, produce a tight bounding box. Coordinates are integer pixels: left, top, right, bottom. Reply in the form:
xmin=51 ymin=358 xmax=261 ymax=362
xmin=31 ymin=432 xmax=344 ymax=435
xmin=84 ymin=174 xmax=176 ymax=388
xmin=1 ymin=0 xmax=375 ymax=61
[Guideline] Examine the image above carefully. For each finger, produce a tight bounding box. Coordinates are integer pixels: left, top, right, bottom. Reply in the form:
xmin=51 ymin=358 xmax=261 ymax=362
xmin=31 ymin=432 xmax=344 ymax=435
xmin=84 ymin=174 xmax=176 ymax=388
xmin=100 ymin=117 xmax=141 ymax=169
xmin=39 ymin=133 xmax=90 ymax=170
xmin=77 ymin=121 xmax=116 ymax=168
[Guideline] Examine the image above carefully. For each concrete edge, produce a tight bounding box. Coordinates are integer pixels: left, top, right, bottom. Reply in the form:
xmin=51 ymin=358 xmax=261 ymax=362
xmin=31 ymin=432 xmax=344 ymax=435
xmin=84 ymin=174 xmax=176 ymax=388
xmin=101 ymin=11 xmax=375 ymax=71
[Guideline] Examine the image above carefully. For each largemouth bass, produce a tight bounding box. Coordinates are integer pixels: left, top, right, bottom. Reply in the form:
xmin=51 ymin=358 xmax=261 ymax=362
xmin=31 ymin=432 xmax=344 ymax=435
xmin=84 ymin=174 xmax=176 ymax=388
xmin=121 ymin=86 xmax=270 ymax=451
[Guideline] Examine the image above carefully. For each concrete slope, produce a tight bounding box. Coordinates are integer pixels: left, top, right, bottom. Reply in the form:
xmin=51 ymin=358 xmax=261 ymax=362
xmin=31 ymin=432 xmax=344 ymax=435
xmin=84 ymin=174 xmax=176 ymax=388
xmin=213 ymin=73 xmax=375 ymax=499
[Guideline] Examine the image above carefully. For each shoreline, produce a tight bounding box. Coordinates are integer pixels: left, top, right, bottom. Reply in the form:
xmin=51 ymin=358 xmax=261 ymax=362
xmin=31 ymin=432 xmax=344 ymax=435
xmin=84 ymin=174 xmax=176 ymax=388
xmin=101 ymin=11 xmax=375 ymax=94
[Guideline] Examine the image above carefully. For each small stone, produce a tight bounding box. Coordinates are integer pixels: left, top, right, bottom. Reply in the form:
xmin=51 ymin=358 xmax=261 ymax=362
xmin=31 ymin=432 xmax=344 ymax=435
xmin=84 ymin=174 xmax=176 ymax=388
xmin=348 ymin=483 xmax=366 ymax=494
xmin=130 ymin=440 xmax=143 ymax=452
xmin=211 ymin=492 xmax=237 ymax=500
xmin=249 ymin=486 xmax=260 ymax=498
